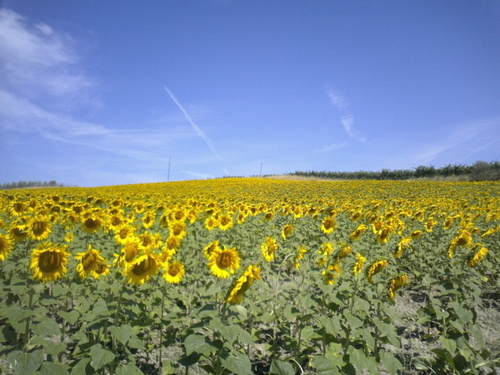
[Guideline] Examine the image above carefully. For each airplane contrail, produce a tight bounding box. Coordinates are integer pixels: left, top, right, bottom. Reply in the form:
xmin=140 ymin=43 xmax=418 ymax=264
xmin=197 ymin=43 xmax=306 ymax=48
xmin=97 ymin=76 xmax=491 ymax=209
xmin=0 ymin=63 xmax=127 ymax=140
xmin=164 ymin=86 xmax=228 ymax=175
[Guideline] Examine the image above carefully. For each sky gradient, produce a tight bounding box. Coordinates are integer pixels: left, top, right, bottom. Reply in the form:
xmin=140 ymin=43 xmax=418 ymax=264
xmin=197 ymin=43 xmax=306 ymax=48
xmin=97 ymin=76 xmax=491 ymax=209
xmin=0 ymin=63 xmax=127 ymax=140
xmin=1 ymin=1 xmax=499 ymax=186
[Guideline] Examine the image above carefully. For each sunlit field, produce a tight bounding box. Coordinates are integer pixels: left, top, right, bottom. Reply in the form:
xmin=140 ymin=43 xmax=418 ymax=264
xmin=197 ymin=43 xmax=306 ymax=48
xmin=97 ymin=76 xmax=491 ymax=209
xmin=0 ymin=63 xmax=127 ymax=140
xmin=0 ymin=178 xmax=499 ymax=375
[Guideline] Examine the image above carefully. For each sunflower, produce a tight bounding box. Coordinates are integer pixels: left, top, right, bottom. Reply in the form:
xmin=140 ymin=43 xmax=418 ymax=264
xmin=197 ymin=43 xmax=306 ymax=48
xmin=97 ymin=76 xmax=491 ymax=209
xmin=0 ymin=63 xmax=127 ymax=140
xmin=366 ymin=260 xmax=388 ymax=283
xmin=204 ymin=216 xmax=219 ymax=231
xmin=467 ymin=246 xmax=488 ymax=267
xmin=320 ymin=216 xmax=336 ymax=234
xmin=375 ymin=225 xmax=393 ymax=244
xmin=138 ymin=232 xmax=162 ymax=249
xmin=260 ymin=237 xmax=278 ymax=262
xmin=163 ymin=260 xmax=186 ymax=284
xmin=225 ymin=265 xmax=261 ymax=304
xmin=349 ymin=224 xmax=367 ymax=241
xmin=203 ymin=240 xmax=220 ymax=259
xmin=114 ymin=238 xmax=144 ymax=267
xmin=209 ymin=246 xmax=241 ymax=278
xmin=10 ymin=201 xmax=29 ymax=216
xmin=169 ymin=222 xmax=186 ymax=239
xmin=107 ymin=213 xmax=127 ymax=231
xmin=281 ymin=224 xmax=294 ymax=240
xmin=114 ymin=224 xmax=136 ymax=245
xmin=217 ymin=213 xmax=233 ymax=231
xmin=322 ymin=262 xmax=341 ymax=285
xmin=75 ymin=245 xmax=107 ymax=279
xmin=394 ymin=237 xmax=411 ymax=258
xmin=337 ymin=245 xmax=352 ymax=259
xmin=81 ymin=214 xmax=104 ymax=233
xmin=263 ymin=211 xmax=274 ymax=221
xmin=410 ymin=230 xmax=423 ymax=240
xmin=425 ymin=217 xmax=438 ymax=232
xmin=30 ymin=242 xmax=69 ymax=282
xmin=388 ymin=274 xmax=409 ymax=299
xmin=9 ymin=223 xmax=28 ymax=241
xmin=141 ymin=211 xmax=156 ymax=229
xmin=236 ymin=212 xmax=247 ymax=224
xmin=27 ymin=215 xmax=52 ymax=241
xmin=352 ymin=253 xmax=366 ymax=275
xmin=0 ymin=234 xmax=14 ymax=261
xmin=453 ymin=229 xmax=473 ymax=248
xmin=122 ymin=251 xmax=159 ymax=284
xmin=164 ymin=235 xmax=181 ymax=256
xmin=293 ymin=245 xmax=308 ymax=269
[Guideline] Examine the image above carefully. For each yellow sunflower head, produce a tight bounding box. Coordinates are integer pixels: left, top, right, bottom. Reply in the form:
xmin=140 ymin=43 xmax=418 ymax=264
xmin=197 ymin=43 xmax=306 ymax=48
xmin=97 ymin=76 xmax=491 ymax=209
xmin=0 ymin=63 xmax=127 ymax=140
xmin=81 ymin=214 xmax=104 ymax=233
xmin=225 ymin=265 xmax=261 ymax=304
xmin=0 ymin=234 xmax=14 ymax=261
xmin=123 ymin=252 xmax=159 ymax=284
xmin=320 ymin=216 xmax=336 ymax=234
xmin=203 ymin=240 xmax=220 ymax=259
xmin=261 ymin=237 xmax=278 ymax=262
xmin=366 ymin=259 xmax=388 ymax=283
xmin=114 ymin=224 xmax=137 ymax=245
xmin=217 ymin=214 xmax=233 ymax=231
xmin=75 ymin=245 xmax=107 ymax=279
xmin=209 ymin=246 xmax=241 ymax=278
xmin=27 ymin=215 xmax=52 ymax=241
xmin=163 ymin=260 xmax=186 ymax=284
xmin=281 ymin=224 xmax=294 ymax=240
xmin=10 ymin=201 xmax=29 ymax=216
xmin=9 ymin=221 xmax=29 ymax=241
xmin=30 ymin=242 xmax=69 ymax=282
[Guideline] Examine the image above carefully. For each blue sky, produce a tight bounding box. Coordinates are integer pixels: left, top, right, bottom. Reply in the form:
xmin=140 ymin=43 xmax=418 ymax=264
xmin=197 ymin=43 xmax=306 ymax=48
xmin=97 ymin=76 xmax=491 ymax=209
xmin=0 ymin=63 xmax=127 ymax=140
xmin=1 ymin=1 xmax=499 ymax=186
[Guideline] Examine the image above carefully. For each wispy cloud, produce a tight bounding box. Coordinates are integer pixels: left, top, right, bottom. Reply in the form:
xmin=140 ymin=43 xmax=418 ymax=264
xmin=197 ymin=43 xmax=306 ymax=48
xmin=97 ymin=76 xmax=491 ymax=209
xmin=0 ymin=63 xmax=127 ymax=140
xmin=0 ymin=10 xmax=205 ymax=185
xmin=315 ymin=142 xmax=348 ymax=153
xmin=412 ymin=117 xmax=500 ymax=165
xmin=164 ymin=86 xmax=229 ymax=176
xmin=0 ymin=9 xmax=96 ymax=105
xmin=327 ymin=89 xmax=366 ymax=143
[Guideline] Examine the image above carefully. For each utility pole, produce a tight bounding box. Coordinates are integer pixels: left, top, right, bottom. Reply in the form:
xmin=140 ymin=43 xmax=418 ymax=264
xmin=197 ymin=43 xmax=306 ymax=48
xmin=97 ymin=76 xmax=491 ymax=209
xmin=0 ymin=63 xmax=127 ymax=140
xmin=260 ymin=163 xmax=263 ymax=177
xmin=167 ymin=156 xmax=171 ymax=182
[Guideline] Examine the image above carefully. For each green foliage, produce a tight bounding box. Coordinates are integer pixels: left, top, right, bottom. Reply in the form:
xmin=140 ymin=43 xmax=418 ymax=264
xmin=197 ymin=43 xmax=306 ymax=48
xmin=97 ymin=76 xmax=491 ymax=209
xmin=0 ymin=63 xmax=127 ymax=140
xmin=291 ymin=160 xmax=500 ymax=181
xmin=0 ymin=179 xmax=498 ymax=374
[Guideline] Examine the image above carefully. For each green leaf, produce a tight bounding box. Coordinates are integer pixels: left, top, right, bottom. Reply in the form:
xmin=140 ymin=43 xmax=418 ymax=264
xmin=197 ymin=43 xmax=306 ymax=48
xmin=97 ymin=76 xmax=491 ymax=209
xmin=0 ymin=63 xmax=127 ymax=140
xmin=222 ymin=353 xmax=253 ymax=375
xmin=109 ymin=324 xmax=132 ymax=345
xmin=90 ymin=344 xmax=115 ymax=370
xmin=40 ymin=362 xmax=70 ymax=375
xmin=127 ymin=334 xmax=146 ymax=350
xmin=92 ymin=298 xmax=109 ymax=317
xmin=8 ymin=350 xmax=44 ymax=375
xmin=70 ymin=358 xmax=92 ymax=375
xmin=343 ymin=311 xmax=363 ymax=330
xmin=58 ymin=310 xmax=80 ymax=325
xmin=450 ymin=302 xmax=473 ymax=323
xmin=440 ymin=337 xmax=457 ymax=354
xmin=32 ymin=317 xmax=61 ymax=336
xmin=380 ymin=350 xmax=402 ymax=375
xmin=270 ymin=359 xmax=295 ymax=375
xmin=347 ymin=347 xmax=367 ymax=372
xmin=184 ymin=334 xmax=214 ymax=355
xmin=115 ymin=362 xmax=143 ymax=375
xmin=311 ymin=355 xmax=342 ymax=374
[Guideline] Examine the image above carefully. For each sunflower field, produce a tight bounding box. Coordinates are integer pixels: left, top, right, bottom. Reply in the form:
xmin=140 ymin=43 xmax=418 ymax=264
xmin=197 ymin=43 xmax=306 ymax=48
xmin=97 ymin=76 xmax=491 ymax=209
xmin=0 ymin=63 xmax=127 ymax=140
xmin=0 ymin=178 xmax=499 ymax=375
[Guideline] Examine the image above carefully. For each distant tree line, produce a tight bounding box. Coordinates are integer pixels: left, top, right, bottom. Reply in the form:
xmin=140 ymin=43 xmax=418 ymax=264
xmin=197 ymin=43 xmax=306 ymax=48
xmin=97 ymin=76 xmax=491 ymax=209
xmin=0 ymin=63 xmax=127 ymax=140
xmin=291 ymin=161 xmax=500 ymax=181
xmin=0 ymin=180 xmax=65 ymax=190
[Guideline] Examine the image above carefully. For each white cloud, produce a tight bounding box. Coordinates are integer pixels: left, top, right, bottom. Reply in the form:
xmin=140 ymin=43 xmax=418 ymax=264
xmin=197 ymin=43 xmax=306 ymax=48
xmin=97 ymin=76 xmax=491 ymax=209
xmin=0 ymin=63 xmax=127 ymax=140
xmin=412 ymin=117 xmax=500 ymax=165
xmin=327 ymin=89 xmax=366 ymax=143
xmin=315 ymin=142 xmax=348 ymax=153
xmin=0 ymin=9 xmax=95 ymax=101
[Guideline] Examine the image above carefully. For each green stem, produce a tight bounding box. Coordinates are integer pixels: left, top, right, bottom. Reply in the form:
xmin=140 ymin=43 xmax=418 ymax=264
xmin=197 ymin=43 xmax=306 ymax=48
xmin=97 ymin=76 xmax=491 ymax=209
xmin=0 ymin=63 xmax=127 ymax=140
xmin=23 ymin=289 xmax=34 ymax=352
xmin=114 ymin=279 xmax=127 ymax=325
xmin=159 ymin=280 xmax=167 ymax=371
